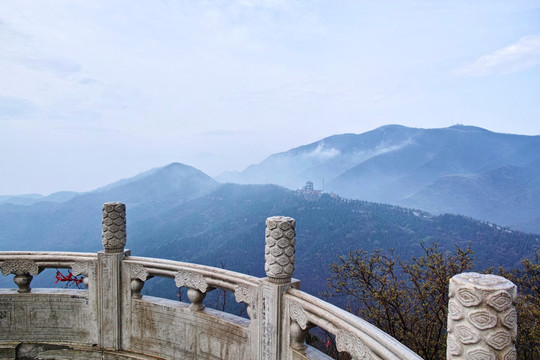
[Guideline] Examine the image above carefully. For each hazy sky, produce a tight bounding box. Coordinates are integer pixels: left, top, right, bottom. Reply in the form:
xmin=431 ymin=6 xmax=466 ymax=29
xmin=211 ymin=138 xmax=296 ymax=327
xmin=1 ymin=1 xmax=540 ymax=195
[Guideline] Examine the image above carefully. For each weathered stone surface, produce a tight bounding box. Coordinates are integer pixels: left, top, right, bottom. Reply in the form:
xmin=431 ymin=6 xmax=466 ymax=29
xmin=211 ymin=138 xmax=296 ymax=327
xmin=234 ymin=284 xmax=256 ymax=319
xmin=174 ymin=270 xmax=208 ymax=292
xmin=448 ymin=298 xmax=464 ymax=321
xmin=336 ymin=329 xmax=372 ymax=360
xmin=0 ymin=342 xmax=19 ymax=359
xmin=447 ymin=334 xmax=463 ymax=356
xmin=234 ymin=284 xmax=252 ymax=304
xmin=454 ymin=324 xmax=480 ymax=344
xmin=102 ymin=202 xmax=126 ymax=253
xmin=1 ymin=259 xmax=39 ymax=276
xmin=0 ymin=289 xmax=93 ymax=344
xmin=469 ymin=309 xmax=497 ymax=330
xmin=97 ymin=251 xmax=128 ymax=350
xmin=128 ymin=297 xmax=250 ymax=359
xmin=265 ymin=216 xmax=296 ymax=283
xmin=130 ymin=263 xmax=149 ymax=281
xmin=15 ymin=342 xmax=176 ymax=359
xmin=447 ymin=273 xmax=517 ymax=360
xmin=72 ymin=262 xmax=92 ymax=289
xmin=1 ymin=259 xmax=40 ymax=293
xmin=289 ymin=302 xmax=308 ymax=330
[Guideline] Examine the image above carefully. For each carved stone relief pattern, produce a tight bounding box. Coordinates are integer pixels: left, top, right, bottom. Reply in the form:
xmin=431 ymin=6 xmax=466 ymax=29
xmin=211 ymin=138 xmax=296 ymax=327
xmin=174 ymin=270 xmax=208 ymax=292
xmin=130 ymin=263 xmax=150 ymax=281
xmin=234 ymin=284 xmax=252 ymax=304
xmin=261 ymin=293 xmax=271 ymax=359
xmin=1 ymin=259 xmax=39 ymax=276
xmin=71 ymin=262 xmax=89 ymax=277
xmin=264 ymin=216 xmax=296 ymax=281
xmin=102 ymin=202 xmax=126 ymax=253
xmin=447 ymin=273 xmax=517 ymax=360
xmin=0 ymin=296 xmax=90 ymax=342
xmin=71 ymin=261 xmax=92 ymax=289
xmin=0 ymin=263 xmax=33 ymax=294
xmin=234 ymin=284 xmax=257 ymax=319
xmin=336 ymin=330 xmax=372 ymax=360
xmin=289 ymin=302 xmax=308 ymax=330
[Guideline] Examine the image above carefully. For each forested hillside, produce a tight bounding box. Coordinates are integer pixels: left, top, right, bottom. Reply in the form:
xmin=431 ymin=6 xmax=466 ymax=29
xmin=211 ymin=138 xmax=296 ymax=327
xmin=137 ymin=187 xmax=539 ymax=297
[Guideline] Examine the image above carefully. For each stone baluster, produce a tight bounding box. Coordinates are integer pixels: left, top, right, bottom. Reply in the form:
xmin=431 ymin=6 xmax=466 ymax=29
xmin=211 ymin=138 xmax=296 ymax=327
xmin=257 ymin=216 xmax=298 ymax=360
xmin=97 ymin=202 xmax=130 ymax=350
xmin=130 ymin=279 xmax=144 ymax=299
xmin=289 ymin=302 xmax=311 ymax=354
xmin=130 ymin=263 xmax=153 ymax=299
xmin=0 ymin=259 xmax=40 ymax=293
xmin=175 ymin=270 xmax=209 ymax=311
xmin=290 ymin=321 xmax=310 ymax=352
xmin=187 ymin=288 xmax=207 ymax=311
xmin=447 ymin=272 xmax=518 ymax=360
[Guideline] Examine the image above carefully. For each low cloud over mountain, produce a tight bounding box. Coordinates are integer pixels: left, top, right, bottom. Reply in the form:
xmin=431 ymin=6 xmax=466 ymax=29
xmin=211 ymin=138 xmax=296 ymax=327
xmin=218 ymin=125 xmax=540 ymax=233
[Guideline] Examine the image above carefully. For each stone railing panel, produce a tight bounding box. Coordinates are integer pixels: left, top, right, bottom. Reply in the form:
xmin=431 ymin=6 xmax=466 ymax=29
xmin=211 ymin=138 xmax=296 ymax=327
xmin=0 ymin=289 xmax=95 ymax=345
xmin=127 ymin=296 xmax=250 ymax=359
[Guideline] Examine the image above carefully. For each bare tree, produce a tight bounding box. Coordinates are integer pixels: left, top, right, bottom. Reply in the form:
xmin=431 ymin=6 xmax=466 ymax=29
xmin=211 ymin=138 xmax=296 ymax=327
xmin=499 ymin=249 xmax=540 ymax=360
xmin=326 ymin=243 xmax=473 ymax=360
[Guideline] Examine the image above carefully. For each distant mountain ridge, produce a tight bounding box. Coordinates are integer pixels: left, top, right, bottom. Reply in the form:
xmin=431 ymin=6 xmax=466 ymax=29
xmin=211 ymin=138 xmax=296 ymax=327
xmin=0 ymin=162 xmax=538 ymax=298
xmin=217 ymin=125 xmax=540 ymax=233
xmin=3 ymin=125 xmax=539 ymax=233
xmin=0 ymin=191 xmax=79 ymax=206
xmin=0 ymin=162 xmax=219 ymax=252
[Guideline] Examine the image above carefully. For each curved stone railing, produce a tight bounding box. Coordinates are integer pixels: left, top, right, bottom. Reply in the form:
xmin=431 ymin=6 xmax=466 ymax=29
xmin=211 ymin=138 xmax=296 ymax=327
xmin=121 ymin=256 xmax=262 ymax=359
xmin=0 ymin=251 xmax=96 ymax=289
xmin=123 ymin=256 xmax=261 ymax=309
xmin=0 ymin=203 xmax=518 ymax=360
xmin=284 ymin=289 xmax=422 ymax=360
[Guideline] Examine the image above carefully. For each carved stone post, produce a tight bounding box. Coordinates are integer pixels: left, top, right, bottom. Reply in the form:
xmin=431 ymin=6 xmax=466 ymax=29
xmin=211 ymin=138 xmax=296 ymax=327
xmin=447 ymin=272 xmax=518 ymax=360
xmin=102 ymin=202 xmax=127 ymax=253
xmin=265 ymin=216 xmax=296 ymax=283
xmin=97 ymin=202 xmax=130 ymax=350
xmin=258 ymin=216 xmax=298 ymax=360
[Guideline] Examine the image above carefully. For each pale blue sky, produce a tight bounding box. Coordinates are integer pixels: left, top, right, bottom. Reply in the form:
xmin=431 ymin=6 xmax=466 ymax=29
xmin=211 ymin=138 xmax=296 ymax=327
xmin=1 ymin=0 xmax=540 ymax=195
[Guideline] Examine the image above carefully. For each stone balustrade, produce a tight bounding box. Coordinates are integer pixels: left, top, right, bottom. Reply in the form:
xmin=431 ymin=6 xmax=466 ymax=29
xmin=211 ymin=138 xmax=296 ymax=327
xmin=0 ymin=202 xmax=517 ymax=360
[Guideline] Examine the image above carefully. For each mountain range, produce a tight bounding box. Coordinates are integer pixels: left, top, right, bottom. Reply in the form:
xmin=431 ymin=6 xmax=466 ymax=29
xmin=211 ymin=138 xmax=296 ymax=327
xmin=1 ymin=136 xmax=539 ymax=297
xmin=218 ymin=125 xmax=540 ymax=233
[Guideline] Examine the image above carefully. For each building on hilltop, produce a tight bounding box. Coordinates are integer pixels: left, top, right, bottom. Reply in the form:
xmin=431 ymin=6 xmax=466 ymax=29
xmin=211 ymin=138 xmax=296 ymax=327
xmin=299 ymin=180 xmax=321 ymax=194
xmin=297 ymin=180 xmax=323 ymax=200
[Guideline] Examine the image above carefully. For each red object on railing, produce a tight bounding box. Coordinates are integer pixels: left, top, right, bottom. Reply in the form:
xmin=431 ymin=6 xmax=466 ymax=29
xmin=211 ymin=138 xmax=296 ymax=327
xmin=55 ymin=270 xmax=84 ymax=287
